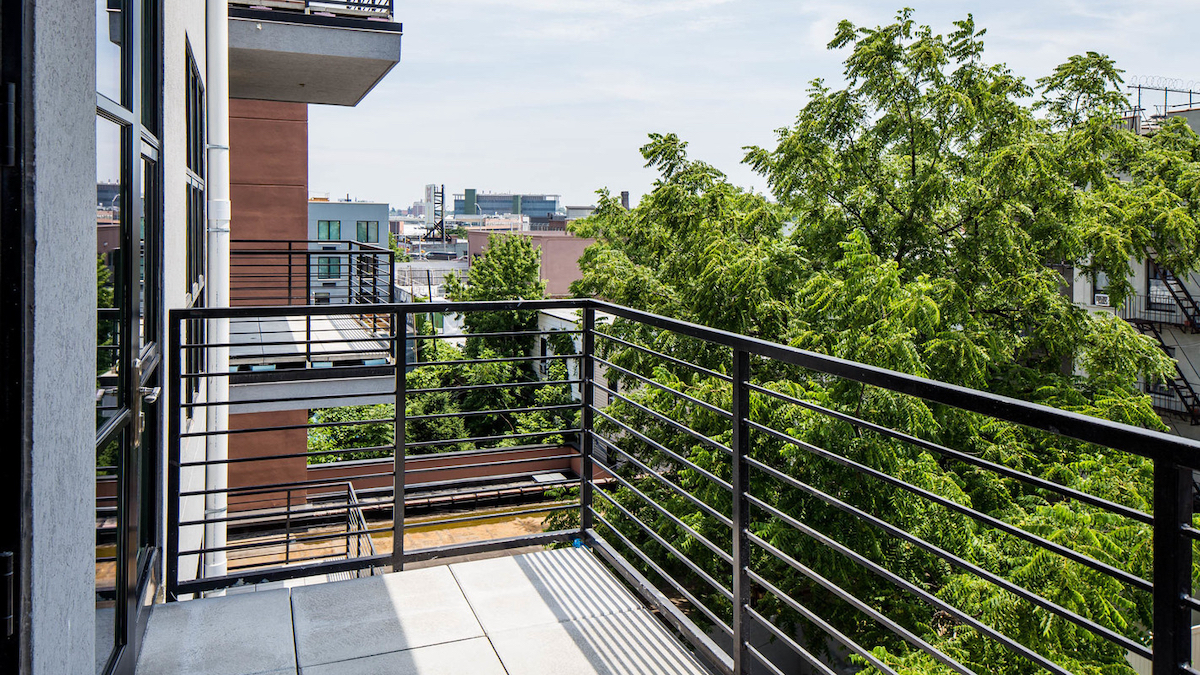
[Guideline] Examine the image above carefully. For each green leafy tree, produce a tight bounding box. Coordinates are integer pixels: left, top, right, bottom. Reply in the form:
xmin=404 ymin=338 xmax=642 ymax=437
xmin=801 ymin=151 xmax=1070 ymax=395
xmin=444 ymin=233 xmax=546 ymax=358
xmin=568 ymin=10 xmax=1199 ymax=675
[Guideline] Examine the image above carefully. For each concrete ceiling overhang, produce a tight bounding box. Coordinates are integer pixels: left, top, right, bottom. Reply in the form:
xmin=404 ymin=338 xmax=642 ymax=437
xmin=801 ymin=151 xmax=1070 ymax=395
xmin=229 ymin=13 xmax=401 ymax=106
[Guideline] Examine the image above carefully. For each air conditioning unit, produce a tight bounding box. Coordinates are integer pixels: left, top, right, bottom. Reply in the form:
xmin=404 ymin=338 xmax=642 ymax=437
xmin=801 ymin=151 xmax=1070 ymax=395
xmin=1094 ymin=293 xmax=1111 ymax=307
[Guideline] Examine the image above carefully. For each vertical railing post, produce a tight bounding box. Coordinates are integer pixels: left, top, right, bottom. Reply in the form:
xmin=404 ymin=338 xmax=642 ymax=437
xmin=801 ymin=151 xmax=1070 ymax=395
xmin=284 ymin=487 xmax=292 ymax=565
xmin=287 ymin=241 xmax=294 ymax=305
xmin=166 ymin=310 xmax=183 ymax=601
xmin=580 ymin=305 xmax=595 ymax=533
xmin=391 ymin=308 xmax=408 ymax=572
xmin=1153 ymin=458 xmax=1193 ymax=675
xmin=731 ymin=348 xmax=751 ymax=674
xmin=305 ymin=253 xmax=312 ymax=365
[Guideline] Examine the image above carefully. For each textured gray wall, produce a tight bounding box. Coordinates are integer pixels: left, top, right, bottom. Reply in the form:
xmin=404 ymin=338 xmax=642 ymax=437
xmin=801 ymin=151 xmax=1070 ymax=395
xmin=29 ymin=0 xmax=96 ymax=672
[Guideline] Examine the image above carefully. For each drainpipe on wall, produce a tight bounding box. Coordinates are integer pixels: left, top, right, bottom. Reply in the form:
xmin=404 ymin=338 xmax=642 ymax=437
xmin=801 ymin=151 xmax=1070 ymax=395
xmin=205 ymin=0 xmax=231 ymax=590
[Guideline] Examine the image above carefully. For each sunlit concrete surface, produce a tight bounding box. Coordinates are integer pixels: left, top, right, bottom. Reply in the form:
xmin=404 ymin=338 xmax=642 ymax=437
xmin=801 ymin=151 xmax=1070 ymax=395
xmin=135 ymin=546 xmax=713 ymax=675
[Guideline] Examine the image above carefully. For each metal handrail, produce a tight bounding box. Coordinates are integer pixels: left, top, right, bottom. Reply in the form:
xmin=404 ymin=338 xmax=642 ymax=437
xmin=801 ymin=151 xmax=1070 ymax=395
xmin=164 ymin=297 xmax=1200 ymax=675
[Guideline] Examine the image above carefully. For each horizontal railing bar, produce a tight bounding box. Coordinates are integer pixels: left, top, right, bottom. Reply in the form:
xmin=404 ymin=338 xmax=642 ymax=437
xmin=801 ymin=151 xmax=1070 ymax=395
xmin=179 ymin=472 xmax=394 ymax=498
xmin=181 ymin=415 xmax=396 ymax=438
xmin=407 ymin=403 xmax=578 ymax=421
xmin=593 ymin=329 xmax=732 ymax=383
xmin=594 ymin=355 xmax=732 ymax=420
xmin=746 ymin=532 xmax=976 ymax=675
xmin=403 ymin=503 xmax=577 ymax=530
xmin=590 ymin=485 xmax=733 ymax=602
xmin=409 ymin=379 xmax=581 ymax=395
xmin=745 ymin=605 xmax=837 ymax=675
xmin=408 ymin=329 xmax=582 ymax=340
xmin=745 ymin=643 xmax=787 ymax=675
xmin=413 ymin=354 xmax=577 ymax=368
xmin=591 ymin=432 xmax=732 ymax=527
xmin=746 ymin=569 xmax=899 ymax=675
xmin=180 ymin=444 xmax=395 ymax=467
xmin=179 ymin=499 xmax=372 ymax=527
xmin=592 ymin=408 xmax=732 ymax=492
xmin=402 ymin=529 xmax=576 ymax=564
xmin=171 ymin=553 xmax=392 ymax=596
xmin=587 ymin=511 xmax=733 ymax=636
xmin=184 ymin=333 xmax=397 ymax=350
xmin=404 ymin=453 xmax=579 ymax=474
xmin=173 ymin=299 xmax=584 ymax=322
xmin=593 ymin=380 xmax=732 ymax=456
xmin=405 ymin=428 xmax=580 ymax=449
xmin=178 ymin=363 xmax=393 ymax=381
xmin=180 ymin=526 xmax=377 ymax=557
xmin=746 ymin=420 xmax=1153 ymax=593
xmin=181 ymin=389 xmax=398 ymax=410
xmin=597 ymin=460 xmax=732 ymax=565
xmin=746 ymin=382 xmax=1152 ymax=524
xmin=398 ymin=470 xmax=578 ymax=494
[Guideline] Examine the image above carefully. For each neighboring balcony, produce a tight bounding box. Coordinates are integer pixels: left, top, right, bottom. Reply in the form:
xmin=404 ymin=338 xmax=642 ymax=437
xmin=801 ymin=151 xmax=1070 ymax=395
xmin=228 ymin=0 xmax=401 ymax=105
xmin=152 ymin=297 xmax=1200 ymax=675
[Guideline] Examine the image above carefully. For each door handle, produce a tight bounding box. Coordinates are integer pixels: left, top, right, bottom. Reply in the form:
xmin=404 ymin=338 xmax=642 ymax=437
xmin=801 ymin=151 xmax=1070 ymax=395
xmin=138 ymin=386 xmax=161 ymax=404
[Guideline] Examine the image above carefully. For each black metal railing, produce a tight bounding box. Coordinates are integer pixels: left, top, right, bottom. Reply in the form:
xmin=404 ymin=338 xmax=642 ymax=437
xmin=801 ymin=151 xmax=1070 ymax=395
xmin=1120 ymin=294 xmax=1191 ymax=327
xmin=167 ymin=298 xmax=1200 ymax=675
xmin=229 ymin=239 xmax=394 ymax=308
xmin=228 ymin=0 xmax=394 ymax=21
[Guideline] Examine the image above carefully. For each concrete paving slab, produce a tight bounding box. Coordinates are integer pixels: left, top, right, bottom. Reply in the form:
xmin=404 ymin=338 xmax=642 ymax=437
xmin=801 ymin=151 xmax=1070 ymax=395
xmin=450 ymin=547 xmax=643 ymax=634
xmin=299 ymin=637 xmax=506 ymax=675
xmin=290 ymin=565 xmax=483 ymax=668
xmin=488 ymin=609 xmax=712 ymax=675
xmin=135 ymin=588 xmax=296 ymax=675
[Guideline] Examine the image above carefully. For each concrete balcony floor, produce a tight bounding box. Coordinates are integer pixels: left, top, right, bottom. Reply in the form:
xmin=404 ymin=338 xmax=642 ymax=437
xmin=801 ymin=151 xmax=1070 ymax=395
xmin=135 ymin=546 xmax=713 ymax=675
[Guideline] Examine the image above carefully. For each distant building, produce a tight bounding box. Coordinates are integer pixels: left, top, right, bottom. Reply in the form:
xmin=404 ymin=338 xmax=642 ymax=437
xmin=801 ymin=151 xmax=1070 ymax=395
xmin=564 ymin=205 xmax=595 ymax=220
xmin=467 ymin=230 xmax=595 ymax=297
xmin=308 ymin=200 xmax=391 ymax=304
xmin=453 ymin=189 xmax=560 ymax=218
xmin=308 ymin=199 xmax=390 ymax=245
xmin=1074 ymin=89 xmax=1200 ymax=440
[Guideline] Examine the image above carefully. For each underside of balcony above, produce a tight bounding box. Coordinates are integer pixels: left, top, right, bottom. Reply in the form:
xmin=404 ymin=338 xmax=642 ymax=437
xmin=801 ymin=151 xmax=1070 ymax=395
xmin=229 ymin=2 xmax=402 ymax=106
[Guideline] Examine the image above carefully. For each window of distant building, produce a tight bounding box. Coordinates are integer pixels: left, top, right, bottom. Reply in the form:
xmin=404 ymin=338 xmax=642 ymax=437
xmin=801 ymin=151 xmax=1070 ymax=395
xmin=1092 ymin=270 xmax=1110 ymax=305
xmin=357 ymin=220 xmax=379 ymax=243
xmin=317 ymin=256 xmax=341 ymax=279
xmin=318 ymin=220 xmax=341 ymax=240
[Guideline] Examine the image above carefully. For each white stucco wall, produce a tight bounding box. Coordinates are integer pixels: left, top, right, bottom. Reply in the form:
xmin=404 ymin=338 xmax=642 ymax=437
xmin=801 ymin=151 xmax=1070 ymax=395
xmin=28 ymin=0 xmax=97 ymax=672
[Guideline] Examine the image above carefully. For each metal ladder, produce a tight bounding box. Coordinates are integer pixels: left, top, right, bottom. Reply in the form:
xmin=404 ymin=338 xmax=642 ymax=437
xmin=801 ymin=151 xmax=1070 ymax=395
xmin=1129 ymin=319 xmax=1200 ymax=424
xmin=1145 ymin=248 xmax=1200 ymax=330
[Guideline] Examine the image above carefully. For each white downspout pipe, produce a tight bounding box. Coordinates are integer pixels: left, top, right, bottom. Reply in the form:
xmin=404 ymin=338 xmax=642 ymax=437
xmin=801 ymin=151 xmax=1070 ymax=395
xmin=205 ymin=0 xmax=231 ymax=588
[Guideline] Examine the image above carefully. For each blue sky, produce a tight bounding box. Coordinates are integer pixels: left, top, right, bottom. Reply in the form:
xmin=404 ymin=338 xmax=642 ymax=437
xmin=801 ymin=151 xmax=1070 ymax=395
xmin=308 ymin=1 xmax=1200 ymax=209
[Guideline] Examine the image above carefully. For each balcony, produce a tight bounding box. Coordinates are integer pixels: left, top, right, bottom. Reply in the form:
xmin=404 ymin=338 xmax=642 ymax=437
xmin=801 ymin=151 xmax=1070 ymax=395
xmin=152 ymin=298 xmax=1200 ymax=675
xmin=227 ymin=0 xmax=402 ymax=105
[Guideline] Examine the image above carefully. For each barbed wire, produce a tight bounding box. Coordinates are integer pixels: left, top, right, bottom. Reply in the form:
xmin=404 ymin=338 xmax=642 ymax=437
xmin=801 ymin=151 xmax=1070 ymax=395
xmin=1126 ymin=75 xmax=1200 ymax=91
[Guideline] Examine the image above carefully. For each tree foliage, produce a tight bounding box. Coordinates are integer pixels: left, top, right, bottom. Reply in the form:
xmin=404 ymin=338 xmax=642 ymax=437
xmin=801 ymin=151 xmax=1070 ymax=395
xmin=568 ymin=10 xmax=1200 ymax=674
xmin=309 ymin=235 xmax=577 ymax=460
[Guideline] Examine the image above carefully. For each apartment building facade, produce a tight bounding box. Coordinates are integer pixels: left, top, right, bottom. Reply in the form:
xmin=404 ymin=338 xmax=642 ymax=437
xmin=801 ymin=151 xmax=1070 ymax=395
xmin=0 ymin=1 xmax=400 ymax=673
xmin=1075 ymin=99 xmax=1200 ymax=439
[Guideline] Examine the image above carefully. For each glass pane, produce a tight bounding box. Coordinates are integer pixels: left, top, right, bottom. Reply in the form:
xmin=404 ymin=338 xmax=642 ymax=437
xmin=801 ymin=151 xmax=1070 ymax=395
xmin=95 ymin=432 xmax=122 ymax=674
xmin=357 ymin=222 xmax=366 ymax=242
xmin=96 ymin=0 xmax=124 ymax=102
xmin=97 ymin=116 xmax=123 ymax=432
xmin=137 ymin=158 xmax=151 ymax=351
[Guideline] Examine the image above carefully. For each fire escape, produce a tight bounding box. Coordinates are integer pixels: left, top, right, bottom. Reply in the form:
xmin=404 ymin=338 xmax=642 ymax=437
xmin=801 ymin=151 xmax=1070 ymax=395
xmin=1121 ymin=250 xmax=1200 ymax=424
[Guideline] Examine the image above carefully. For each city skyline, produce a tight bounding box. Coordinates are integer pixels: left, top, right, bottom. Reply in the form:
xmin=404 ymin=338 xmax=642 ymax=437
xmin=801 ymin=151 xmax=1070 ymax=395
xmin=309 ymin=0 xmax=1200 ymax=209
